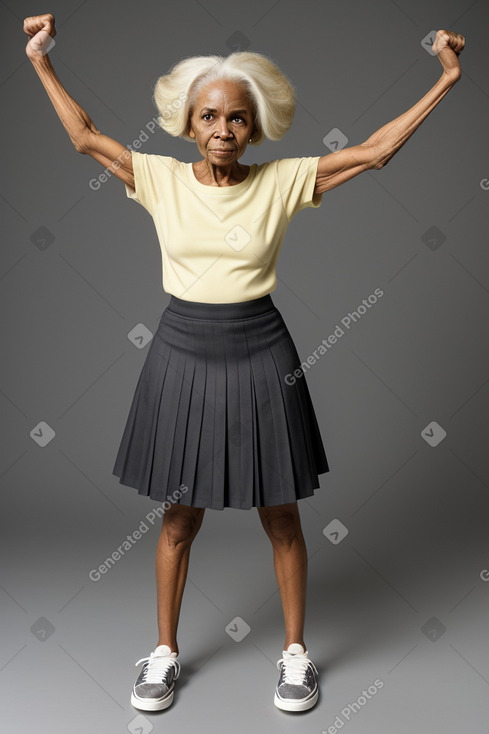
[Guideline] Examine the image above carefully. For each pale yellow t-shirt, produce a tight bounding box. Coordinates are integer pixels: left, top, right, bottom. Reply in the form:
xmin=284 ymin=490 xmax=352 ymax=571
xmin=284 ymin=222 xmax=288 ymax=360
xmin=124 ymin=150 xmax=322 ymax=303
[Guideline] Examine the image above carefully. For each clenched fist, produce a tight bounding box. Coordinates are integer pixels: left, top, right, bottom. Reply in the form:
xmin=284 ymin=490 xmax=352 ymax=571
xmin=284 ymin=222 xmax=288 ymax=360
xmin=24 ymin=13 xmax=56 ymax=58
xmin=432 ymin=29 xmax=466 ymax=78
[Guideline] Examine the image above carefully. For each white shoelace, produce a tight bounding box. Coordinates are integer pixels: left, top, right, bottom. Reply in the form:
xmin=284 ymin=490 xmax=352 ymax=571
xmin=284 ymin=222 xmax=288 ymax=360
xmin=276 ymin=653 xmax=318 ymax=685
xmin=135 ymin=653 xmax=181 ymax=684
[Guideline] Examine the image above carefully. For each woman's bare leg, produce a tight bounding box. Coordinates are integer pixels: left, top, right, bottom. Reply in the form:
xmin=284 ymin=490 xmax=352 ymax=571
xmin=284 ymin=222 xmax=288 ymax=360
xmin=257 ymin=502 xmax=308 ymax=650
xmin=155 ymin=503 xmax=205 ymax=654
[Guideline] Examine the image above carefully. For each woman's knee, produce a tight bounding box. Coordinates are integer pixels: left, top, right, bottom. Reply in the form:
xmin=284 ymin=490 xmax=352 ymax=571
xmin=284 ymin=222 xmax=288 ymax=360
xmin=162 ymin=504 xmax=205 ymax=548
xmin=258 ymin=503 xmax=302 ymax=547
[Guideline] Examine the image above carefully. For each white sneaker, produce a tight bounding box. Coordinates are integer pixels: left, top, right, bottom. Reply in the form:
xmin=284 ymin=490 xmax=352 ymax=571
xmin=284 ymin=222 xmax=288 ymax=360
xmin=274 ymin=643 xmax=319 ymax=711
xmin=131 ymin=644 xmax=181 ymax=711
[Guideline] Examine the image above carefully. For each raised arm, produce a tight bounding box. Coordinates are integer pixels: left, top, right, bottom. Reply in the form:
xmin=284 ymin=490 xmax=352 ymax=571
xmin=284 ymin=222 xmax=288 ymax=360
xmin=314 ymin=29 xmax=466 ymax=194
xmin=23 ymin=13 xmax=134 ymax=187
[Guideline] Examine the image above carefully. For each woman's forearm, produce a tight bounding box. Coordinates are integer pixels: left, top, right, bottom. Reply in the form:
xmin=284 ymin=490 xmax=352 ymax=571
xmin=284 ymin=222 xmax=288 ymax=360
xmin=366 ymin=71 xmax=460 ymax=169
xmin=29 ymin=52 xmax=98 ymax=151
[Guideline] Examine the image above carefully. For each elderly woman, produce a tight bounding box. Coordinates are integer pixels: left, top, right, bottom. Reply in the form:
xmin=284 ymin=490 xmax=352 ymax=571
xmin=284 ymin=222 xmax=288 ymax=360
xmin=24 ymin=14 xmax=464 ymax=715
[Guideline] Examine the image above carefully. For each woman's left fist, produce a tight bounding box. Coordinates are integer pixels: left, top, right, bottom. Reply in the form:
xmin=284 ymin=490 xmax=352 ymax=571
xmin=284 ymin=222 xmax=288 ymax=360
xmin=432 ymin=30 xmax=465 ymax=79
xmin=432 ymin=30 xmax=465 ymax=55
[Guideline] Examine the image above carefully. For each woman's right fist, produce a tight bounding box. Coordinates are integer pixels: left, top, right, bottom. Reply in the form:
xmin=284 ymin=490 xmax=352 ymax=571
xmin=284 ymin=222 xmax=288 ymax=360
xmin=24 ymin=13 xmax=56 ymax=58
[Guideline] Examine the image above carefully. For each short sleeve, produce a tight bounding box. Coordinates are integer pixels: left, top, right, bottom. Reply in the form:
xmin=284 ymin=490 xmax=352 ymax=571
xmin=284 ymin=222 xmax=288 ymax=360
xmin=275 ymin=156 xmax=323 ymax=220
xmin=124 ymin=151 xmax=174 ymax=216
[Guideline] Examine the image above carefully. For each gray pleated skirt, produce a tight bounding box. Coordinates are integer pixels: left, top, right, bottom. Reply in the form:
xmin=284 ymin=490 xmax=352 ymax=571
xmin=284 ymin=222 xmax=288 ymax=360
xmin=112 ymin=294 xmax=329 ymax=510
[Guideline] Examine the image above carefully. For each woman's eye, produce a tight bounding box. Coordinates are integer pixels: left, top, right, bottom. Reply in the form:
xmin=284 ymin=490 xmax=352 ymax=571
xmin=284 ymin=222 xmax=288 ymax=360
xmin=202 ymin=114 xmax=244 ymax=123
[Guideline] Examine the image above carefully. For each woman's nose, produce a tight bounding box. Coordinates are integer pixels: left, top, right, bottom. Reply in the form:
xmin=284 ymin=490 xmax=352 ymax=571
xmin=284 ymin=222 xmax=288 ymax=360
xmin=217 ymin=119 xmax=232 ymax=136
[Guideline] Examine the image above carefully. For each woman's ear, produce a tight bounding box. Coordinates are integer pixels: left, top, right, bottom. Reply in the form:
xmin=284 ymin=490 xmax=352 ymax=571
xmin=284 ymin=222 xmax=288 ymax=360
xmin=250 ymin=114 xmax=259 ymax=142
xmin=186 ymin=110 xmax=194 ymax=138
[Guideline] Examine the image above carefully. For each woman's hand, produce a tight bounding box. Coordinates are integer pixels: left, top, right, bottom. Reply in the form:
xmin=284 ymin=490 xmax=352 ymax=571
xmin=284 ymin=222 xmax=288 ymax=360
xmin=432 ymin=29 xmax=465 ymax=80
xmin=24 ymin=13 xmax=56 ymax=59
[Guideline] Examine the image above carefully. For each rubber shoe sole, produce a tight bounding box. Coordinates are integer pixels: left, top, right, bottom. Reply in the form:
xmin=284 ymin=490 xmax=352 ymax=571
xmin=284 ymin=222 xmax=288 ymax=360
xmin=131 ymin=688 xmax=175 ymax=711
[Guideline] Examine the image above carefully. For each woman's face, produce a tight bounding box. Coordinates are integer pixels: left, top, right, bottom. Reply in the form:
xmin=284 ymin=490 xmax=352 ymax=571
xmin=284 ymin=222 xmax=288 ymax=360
xmin=187 ymin=79 xmax=256 ymax=165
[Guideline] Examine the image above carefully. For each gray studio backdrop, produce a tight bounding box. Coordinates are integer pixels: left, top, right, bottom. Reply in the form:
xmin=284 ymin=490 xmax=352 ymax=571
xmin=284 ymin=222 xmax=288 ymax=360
xmin=2 ymin=1 xmax=488 ymax=733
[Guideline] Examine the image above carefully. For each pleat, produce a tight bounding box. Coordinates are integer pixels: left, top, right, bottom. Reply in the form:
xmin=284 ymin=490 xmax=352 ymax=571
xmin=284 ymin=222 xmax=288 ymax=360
xmin=272 ymin=333 xmax=326 ymax=494
xmin=198 ymin=319 xmax=217 ymax=505
xmin=180 ymin=321 xmax=206 ymax=505
xmin=295 ymin=374 xmax=329 ymax=476
xmin=259 ymin=334 xmax=304 ymax=504
xmin=244 ymin=320 xmax=290 ymax=505
xmin=147 ymin=338 xmax=180 ymax=494
xmin=153 ymin=332 xmax=187 ymax=499
xmin=113 ymin=334 xmax=170 ymax=493
xmin=193 ymin=318 xmax=227 ymax=507
xmin=166 ymin=332 xmax=194 ymax=497
xmin=214 ymin=321 xmax=228 ymax=504
xmin=228 ymin=318 xmax=257 ymax=509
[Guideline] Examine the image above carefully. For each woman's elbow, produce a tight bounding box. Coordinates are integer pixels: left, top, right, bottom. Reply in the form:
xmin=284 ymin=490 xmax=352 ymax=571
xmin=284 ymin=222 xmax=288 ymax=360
xmin=369 ymin=145 xmax=392 ymax=170
xmin=72 ymin=135 xmax=88 ymax=154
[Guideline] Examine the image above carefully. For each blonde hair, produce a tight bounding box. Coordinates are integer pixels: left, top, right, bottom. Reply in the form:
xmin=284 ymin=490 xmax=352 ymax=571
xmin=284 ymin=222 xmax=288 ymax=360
xmin=152 ymin=51 xmax=296 ymax=145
